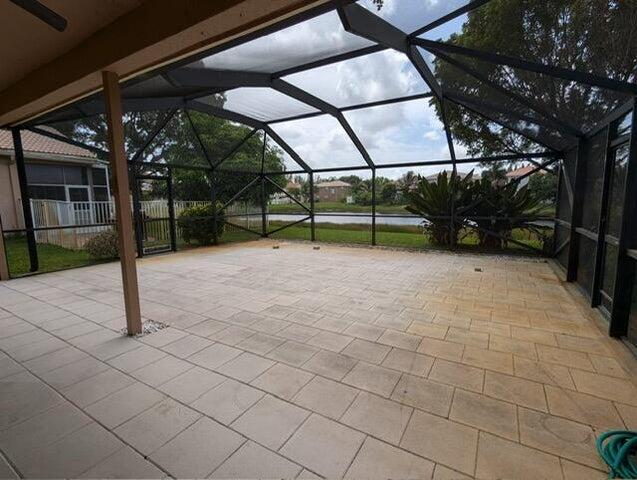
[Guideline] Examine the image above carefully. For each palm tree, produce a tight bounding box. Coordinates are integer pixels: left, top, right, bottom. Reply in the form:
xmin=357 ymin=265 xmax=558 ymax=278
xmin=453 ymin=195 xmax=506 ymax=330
xmin=404 ymin=171 xmax=474 ymax=246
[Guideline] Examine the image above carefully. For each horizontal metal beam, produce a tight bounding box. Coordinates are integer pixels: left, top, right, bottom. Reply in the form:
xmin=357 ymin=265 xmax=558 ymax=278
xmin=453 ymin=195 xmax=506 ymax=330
xmin=415 ymin=38 xmax=637 ymax=95
xmin=168 ymin=68 xmax=271 ymax=88
xmin=273 ymin=44 xmax=387 ymax=78
xmin=268 ymin=92 xmax=435 ymax=124
xmin=187 ymin=100 xmax=263 ymax=129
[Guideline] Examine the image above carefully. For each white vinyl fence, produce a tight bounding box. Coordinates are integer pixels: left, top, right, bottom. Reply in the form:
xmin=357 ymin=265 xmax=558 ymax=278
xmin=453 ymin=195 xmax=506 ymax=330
xmin=30 ymin=199 xmax=263 ymax=249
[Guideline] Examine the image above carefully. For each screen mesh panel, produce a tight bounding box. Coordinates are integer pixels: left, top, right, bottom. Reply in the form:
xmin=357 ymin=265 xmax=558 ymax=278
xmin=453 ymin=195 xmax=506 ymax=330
xmin=190 ymin=11 xmax=373 ymax=74
xmin=577 ymin=234 xmax=597 ymax=298
xmin=344 ymin=98 xmax=451 ymax=165
xmin=270 ymin=114 xmax=368 ymax=169
xmin=580 ymin=128 xmax=608 ymax=232
xmin=357 ymin=0 xmax=472 ymax=35
xmin=214 ymin=88 xmax=319 ymax=122
xmin=284 ymin=49 xmax=429 ymax=108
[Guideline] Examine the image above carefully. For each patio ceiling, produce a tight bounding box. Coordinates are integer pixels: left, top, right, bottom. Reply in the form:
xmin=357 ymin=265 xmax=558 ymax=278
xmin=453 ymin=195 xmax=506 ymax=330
xmin=16 ymin=0 xmax=637 ymax=174
xmin=0 ymin=0 xmax=327 ymax=127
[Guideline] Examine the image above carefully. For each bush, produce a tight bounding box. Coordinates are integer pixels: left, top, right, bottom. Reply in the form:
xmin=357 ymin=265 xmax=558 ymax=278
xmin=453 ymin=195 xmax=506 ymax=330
xmin=85 ymin=230 xmax=120 ymax=259
xmin=177 ymin=202 xmax=225 ymax=246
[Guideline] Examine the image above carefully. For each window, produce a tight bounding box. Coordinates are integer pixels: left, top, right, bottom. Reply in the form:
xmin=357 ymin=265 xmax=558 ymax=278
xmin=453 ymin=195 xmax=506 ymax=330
xmin=28 ymin=185 xmax=66 ymax=201
xmin=93 ymin=187 xmax=109 ymax=201
xmin=63 ymin=165 xmax=88 ymax=185
xmin=92 ymin=167 xmax=108 ymax=186
xmin=26 ymin=164 xmax=64 ymax=184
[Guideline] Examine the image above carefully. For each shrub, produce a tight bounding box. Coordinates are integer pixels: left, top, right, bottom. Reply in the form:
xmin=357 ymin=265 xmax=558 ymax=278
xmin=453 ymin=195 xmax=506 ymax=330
xmin=85 ymin=230 xmax=119 ymax=259
xmin=177 ymin=202 xmax=225 ymax=246
xmin=404 ymin=171 xmax=474 ymax=246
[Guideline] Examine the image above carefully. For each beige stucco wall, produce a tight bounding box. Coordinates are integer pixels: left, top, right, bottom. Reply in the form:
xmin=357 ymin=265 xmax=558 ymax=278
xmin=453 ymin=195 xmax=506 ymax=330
xmin=0 ymin=154 xmax=23 ymax=231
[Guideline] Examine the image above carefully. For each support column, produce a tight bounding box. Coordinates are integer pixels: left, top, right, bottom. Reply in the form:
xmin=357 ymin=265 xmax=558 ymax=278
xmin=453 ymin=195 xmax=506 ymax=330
xmin=371 ymin=168 xmax=376 ymax=246
xmin=102 ymin=71 xmax=142 ymax=336
xmin=0 ymin=218 xmax=9 ymax=281
xmin=260 ymin=131 xmax=268 ymax=237
xmin=167 ymin=168 xmax=177 ymax=252
xmin=210 ymin=172 xmax=219 ymax=245
xmin=11 ymin=129 xmax=39 ymax=272
xmin=566 ymin=140 xmax=586 ymax=282
xmin=309 ymin=173 xmax=316 ymax=241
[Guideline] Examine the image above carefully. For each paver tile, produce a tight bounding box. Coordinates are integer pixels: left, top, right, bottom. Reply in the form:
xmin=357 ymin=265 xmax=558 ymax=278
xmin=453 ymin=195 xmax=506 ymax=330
xmin=211 ymin=441 xmax=302 ymax=479
xmin=476 ymin=431 xmax=562 ymax=480
xmin=342 ymin=361 xmax=402 ymax=397
xmin=114 ymin=398 xmax=201 ymax=455
xmin=391 ymin=373 xmax=454 ymax=417
xmin=231 ymin=395 xmax=309 ymax=450
xmin=293 ymin=375 xmax=359 ymax=419
xmin=483 ymin=370 xmax=548 ymax=411
xmin=449 ymin=389 xmax=518 ymax=441
xmin=251 ymin=363 xmax=314 ymax=400
xmin=157 ymin=366 xmax=225 ymax=404
xmin=401 ymin=410 xmax=478 ymax=476
xmin=341 ymin=391 xmax=412 ymax=445
xmin=280 ymin=414 xmax=365 ymax=479
xmin=429 ymin=358 xmax=484 ymax=393
xmin=216 ymin=351 xmax=275 ymax=382
xmin=345 ymin=437 xmax=434 ymax=480
xmin=150 ymin=417 xmax=245 ymax=478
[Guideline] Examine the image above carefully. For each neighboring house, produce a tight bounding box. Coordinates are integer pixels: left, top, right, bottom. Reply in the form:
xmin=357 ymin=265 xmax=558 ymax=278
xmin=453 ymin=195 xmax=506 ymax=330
xmin=425 ymin=170 xmax=481 ymax=183
xmin=0 ymin=128 xmax=111 ymax=231
xmin=315 ymin=180 xmax=351 ymax=202
xmin=270 ymin=181 xmax=302 ymax=204
xmin=506 ymin=164 xmax=544 ymax=188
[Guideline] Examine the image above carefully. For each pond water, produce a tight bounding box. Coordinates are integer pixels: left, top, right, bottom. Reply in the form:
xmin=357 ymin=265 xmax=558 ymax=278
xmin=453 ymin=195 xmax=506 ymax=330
xmin=268 ymin=212 xmax=423 ymax=226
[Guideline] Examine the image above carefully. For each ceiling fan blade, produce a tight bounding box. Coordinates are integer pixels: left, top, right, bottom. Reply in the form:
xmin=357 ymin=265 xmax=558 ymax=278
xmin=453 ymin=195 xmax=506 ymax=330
xmin=9 ymin=0 xmax=67 ymax=32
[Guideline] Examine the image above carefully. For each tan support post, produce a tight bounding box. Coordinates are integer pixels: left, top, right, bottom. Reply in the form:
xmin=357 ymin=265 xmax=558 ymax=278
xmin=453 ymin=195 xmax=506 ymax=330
xmin=0 ymin=220 xmax=9 ymax=281
xmin=102 ymin=71 xmax=142 ymax=335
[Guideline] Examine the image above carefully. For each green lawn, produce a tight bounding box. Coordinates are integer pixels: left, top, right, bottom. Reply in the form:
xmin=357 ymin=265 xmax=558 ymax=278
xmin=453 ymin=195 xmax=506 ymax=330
xmin=269 ymin=221 xmax=548 ymax=253
xmin=5 ymin=235 xmax=96 ymax=277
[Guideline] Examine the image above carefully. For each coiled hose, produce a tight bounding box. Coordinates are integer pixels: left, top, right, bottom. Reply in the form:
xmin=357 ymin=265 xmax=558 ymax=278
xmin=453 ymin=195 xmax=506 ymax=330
xmin=596 ymin=430 xmax=637 ymax=478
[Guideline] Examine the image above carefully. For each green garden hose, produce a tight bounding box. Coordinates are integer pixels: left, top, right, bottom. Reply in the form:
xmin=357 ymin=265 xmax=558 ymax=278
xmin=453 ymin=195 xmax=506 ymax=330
xmin=596 ymin=430 xmax=637 ymax=478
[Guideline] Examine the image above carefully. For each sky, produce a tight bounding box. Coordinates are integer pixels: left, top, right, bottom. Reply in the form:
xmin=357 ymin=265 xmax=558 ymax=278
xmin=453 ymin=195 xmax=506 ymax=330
xmin=198 ymin=0 xmax=481 ymax=179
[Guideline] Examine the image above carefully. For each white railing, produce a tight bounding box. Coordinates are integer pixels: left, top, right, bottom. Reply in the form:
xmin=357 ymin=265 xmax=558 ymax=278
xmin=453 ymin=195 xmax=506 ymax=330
xmin=29 ymin=198 xmax=265 ymax=249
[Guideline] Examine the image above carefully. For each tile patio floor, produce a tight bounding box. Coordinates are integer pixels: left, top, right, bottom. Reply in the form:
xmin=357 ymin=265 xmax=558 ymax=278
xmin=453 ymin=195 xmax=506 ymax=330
xmin=1 ymin=240 xmax=637 ymax=479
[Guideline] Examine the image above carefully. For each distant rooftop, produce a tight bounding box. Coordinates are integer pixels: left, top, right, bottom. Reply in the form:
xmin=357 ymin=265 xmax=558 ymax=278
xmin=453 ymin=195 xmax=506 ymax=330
xmin=316 ymin=180 xmax=351 ymax=188
xmin=0 ymin=127 xmax=96 ymax=160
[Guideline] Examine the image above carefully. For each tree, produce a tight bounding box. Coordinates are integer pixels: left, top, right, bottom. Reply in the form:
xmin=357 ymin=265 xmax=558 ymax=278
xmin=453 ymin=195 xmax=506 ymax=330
xmin=55 ymin=100 xmax=287 ymax=206
xmin=380 ymin=182 xmax=398 ymax=204
xmin=433 ymin=0 xmax=637 ymax=157
xmin=397 ymin=171 xmax=418 ymax=195
xmin=527 ymin=172 xmax=557 ymax=205
xmin=352 ymin=180 xmax=372 ymax=205
xmin=339 ymin=175 xmax=363 ymax=187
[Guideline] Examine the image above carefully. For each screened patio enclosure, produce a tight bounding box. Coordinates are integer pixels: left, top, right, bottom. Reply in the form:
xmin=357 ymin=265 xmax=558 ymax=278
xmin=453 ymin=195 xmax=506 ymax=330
xmin=4 ymin=1 xmax=637 ymax=345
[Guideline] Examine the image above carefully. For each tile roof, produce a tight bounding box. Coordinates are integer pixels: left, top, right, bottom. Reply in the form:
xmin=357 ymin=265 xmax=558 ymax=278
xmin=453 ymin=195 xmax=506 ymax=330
xmin=0 ymin=127 xmax=96 ymax=159
xmin=506 ymin=165 xmax=539 ymax=178
xmin=316 ymin=180 xmax=351 ymax=188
